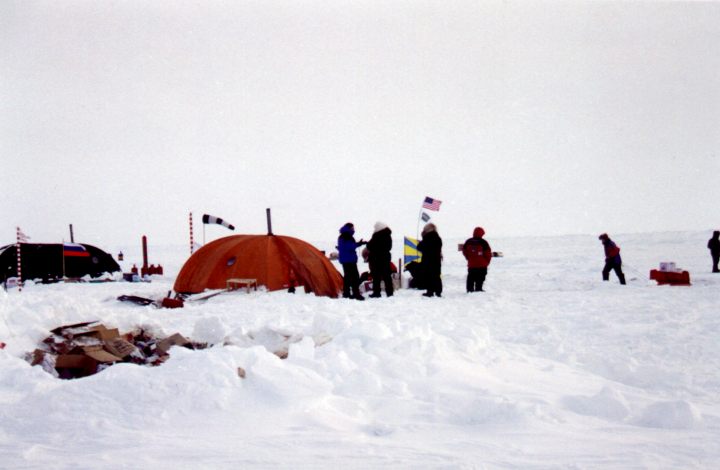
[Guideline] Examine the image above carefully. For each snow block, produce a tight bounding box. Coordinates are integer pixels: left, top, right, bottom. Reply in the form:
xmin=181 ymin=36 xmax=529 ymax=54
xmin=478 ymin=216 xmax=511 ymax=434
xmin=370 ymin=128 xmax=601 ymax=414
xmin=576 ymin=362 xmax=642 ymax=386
xmin=634 ymin=400 xmax=702 ymax=429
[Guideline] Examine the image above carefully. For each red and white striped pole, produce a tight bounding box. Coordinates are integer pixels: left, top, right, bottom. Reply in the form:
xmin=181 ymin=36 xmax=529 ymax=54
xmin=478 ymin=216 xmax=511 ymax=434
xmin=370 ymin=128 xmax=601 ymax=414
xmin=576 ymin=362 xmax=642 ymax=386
xmin=189 ymin=212 xmax=194 ymax=255
xmin=16 ymin=226 xmax=22 ymax=292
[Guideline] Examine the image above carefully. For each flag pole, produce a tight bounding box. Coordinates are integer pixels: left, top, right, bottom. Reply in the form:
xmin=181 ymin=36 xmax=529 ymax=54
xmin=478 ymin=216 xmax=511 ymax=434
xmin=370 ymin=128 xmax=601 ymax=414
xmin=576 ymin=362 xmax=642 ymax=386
xmin=16 ymin=227 xmax=22 ymax=292
xmin=416 ymin=206 xmax=423 ymax=241
xmin=189 ymin=212 xmax=194 ymax=255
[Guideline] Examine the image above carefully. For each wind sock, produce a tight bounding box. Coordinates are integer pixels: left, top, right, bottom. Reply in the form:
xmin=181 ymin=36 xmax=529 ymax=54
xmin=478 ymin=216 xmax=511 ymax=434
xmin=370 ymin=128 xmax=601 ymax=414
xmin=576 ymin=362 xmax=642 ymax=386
xmin=202 ymin=214 xmax=235 ymax=231
xmin=404 ymin=236 xmax=422 ymax=266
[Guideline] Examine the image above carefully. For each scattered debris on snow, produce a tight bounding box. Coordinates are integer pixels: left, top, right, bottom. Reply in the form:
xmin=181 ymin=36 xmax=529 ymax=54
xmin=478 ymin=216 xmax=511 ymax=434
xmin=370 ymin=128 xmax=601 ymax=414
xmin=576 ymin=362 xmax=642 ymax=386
xmin=27 ymin=321 xmax=206 ymax=379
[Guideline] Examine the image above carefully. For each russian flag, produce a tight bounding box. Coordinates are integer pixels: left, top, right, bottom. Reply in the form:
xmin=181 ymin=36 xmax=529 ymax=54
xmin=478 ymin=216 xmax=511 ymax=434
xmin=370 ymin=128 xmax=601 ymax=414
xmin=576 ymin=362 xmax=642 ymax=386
xmin=63 ymin=243 xmax=90 ymax=257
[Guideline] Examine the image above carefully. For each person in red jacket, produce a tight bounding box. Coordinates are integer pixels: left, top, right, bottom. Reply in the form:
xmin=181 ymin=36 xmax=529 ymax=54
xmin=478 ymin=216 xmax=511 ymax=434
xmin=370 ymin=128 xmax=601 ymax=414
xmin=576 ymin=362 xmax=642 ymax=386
xmin=462 ymin=227 xmax=492 ymax=292
xmin=599 ymin=233 xmax=626 ymax=285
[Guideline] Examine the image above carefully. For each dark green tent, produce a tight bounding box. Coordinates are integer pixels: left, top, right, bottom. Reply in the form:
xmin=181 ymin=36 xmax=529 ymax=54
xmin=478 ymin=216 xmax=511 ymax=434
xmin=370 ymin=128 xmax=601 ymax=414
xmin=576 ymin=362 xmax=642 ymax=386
xmin=0 ymin=243 xmax=120 ymax=283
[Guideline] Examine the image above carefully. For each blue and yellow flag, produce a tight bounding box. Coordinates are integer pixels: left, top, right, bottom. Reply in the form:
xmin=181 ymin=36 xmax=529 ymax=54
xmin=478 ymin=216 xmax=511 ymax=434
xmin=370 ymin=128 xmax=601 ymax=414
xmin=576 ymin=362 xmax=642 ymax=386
xmin=404 ymin=236 xmax=422 ymax=266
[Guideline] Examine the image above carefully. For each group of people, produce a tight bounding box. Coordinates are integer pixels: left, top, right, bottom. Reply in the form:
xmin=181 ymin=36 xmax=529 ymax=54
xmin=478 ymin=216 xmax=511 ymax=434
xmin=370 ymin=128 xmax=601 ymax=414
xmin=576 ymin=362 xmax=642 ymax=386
xmin=338 ymin=224 xmax=720 ymax=298
xmin=599 ymin=231 xmax=720 ymax=285
xmin=336 ymin=221 xmax=396 ymax=300
xmin=337 ymin=222 xmax=493 ymax=299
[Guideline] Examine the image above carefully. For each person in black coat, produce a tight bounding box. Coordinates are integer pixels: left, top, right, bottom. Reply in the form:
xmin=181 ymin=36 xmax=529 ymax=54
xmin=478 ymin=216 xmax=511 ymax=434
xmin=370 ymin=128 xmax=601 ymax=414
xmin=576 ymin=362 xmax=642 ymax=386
xmin=418 ymin=223 xmax=443 ymax=297
xmin=366 ymin=222 xmax=394 ymax=297
xmin=708 ymin=230 xmax=720 ymax=273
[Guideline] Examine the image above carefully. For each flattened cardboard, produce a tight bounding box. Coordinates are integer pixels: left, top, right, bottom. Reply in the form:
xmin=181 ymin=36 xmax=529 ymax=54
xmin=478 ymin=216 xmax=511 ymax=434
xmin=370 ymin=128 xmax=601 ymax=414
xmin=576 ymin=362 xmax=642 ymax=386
xmin=156 ymin=333 xmax=190 ymax=355
xmin=55 ymin=323 xmax=121 ymax=342
xmin=82 ymin=345 xmax=121 ymax=363
xmin=51 ymin=321 xmax=96 ymax=335
xmin=88 ymin=325 xmax=120 ymax=341
xmin=103 ymin=338 xmax=137 ymax=358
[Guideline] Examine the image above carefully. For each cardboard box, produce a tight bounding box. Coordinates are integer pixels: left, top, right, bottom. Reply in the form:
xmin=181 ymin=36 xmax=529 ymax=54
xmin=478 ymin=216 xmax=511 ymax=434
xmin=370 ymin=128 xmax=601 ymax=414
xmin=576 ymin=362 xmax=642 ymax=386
xmin=51 ymin=321 xmax=96 ymax=336
xmin=88 ymin=325 xmax=120 ymax=341
xmin=103 ymin=338 xmax=137 ymax=358
xmin=55 ymin=354 xmax=98 ymax=378
xmin=82 ymin=345 xmax=122 ymax=363
xmin=56 ymin=354 xmax=94 ymax=369
xmin=659 ymin=262 xmax=677 ymax=272
xmin=52 ymin=322 xmax=119 ymax=341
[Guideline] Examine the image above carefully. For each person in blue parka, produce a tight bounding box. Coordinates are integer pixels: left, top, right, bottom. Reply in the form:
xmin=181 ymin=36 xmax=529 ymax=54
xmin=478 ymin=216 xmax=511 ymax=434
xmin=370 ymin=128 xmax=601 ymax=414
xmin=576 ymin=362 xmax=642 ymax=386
xmin=337 ymin=222 xmax=366 ymax=300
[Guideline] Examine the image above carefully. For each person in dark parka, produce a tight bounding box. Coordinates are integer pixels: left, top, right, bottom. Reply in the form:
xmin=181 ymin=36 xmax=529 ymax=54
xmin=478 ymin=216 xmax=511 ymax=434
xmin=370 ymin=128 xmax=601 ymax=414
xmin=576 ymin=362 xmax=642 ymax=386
xmin=418 ymin=223 xmax=443 ymax=297
xmin=708 ymin=230 xmax=720 ymax=273
xmin=366 ymin=222 xmax=394 ymax=297
xmin=336 ymin=222 xmax=366 ymax=300
xmin=599 ymin=233 xmax=626 ymax=285
xmin=462 ymin=227 xmax=492 ymax=292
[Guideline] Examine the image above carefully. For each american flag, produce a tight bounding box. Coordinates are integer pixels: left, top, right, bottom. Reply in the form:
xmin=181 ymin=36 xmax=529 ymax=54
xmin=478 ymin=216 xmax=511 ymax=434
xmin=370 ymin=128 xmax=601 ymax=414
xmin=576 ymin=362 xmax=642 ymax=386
xmin=422 ymin=197 xmax=442 ymax=211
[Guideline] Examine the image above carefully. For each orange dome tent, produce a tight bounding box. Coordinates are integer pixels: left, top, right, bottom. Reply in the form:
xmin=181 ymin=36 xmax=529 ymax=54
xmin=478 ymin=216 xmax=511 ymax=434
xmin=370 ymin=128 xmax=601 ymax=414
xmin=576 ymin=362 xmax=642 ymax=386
xmin=174 ymin=235 xmax=343 ymax=298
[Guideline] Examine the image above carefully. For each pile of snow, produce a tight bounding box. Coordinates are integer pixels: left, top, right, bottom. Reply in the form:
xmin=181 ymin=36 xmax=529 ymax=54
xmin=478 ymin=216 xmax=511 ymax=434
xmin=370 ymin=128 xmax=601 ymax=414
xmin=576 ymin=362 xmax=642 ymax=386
xmin=1 ymin=231 xmax=718 ymax=468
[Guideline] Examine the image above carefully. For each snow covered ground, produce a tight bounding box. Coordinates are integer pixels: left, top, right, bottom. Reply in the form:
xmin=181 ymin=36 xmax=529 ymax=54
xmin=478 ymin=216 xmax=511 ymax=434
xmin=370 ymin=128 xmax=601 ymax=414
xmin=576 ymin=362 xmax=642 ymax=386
xmin=1 ymin=231 xmax=718 ymax=469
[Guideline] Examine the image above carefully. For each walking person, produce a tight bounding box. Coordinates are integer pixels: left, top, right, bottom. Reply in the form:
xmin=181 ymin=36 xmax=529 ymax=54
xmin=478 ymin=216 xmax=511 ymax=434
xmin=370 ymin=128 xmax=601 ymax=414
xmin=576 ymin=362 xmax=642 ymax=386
xmin=337 ymin=222 xmax=366 ymax=300
xmin=418 ymin=223 xmax=443 ymax=297
xmin=599 ymin=233 xmax=626 ymax=285
xmin=462 ymin=227 xmax=492 ymax=292
xmin=367 ymin=222 xmax=394 ymax=298
xmin=708 ymin=230 xmax=720 ymax=273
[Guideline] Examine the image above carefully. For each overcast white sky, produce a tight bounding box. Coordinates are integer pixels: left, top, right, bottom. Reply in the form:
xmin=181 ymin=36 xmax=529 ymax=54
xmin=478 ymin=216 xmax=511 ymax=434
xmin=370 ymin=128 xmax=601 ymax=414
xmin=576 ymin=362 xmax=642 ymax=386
xmin=2 ymin=1 xmax=719 ymax=249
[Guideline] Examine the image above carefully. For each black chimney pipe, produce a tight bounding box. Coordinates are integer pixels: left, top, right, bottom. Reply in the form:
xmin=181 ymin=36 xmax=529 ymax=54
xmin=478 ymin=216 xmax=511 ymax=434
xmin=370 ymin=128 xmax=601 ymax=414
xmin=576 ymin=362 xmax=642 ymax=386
xmin=142 ymin=235 xmax=148 ymax=271
xmin=266 ymin=208 xmax=273 ymax=236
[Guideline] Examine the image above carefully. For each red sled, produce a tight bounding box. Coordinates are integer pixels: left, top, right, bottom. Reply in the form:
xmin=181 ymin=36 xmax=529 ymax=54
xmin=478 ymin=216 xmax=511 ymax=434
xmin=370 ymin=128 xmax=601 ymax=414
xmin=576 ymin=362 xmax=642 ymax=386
xmin=649 ymin=270 xmax=691 ymax=286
